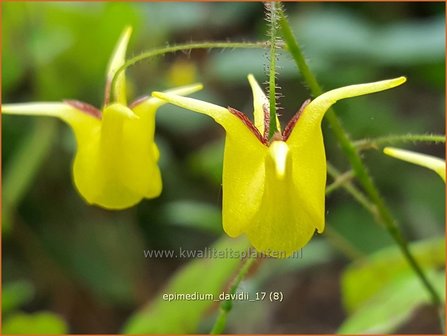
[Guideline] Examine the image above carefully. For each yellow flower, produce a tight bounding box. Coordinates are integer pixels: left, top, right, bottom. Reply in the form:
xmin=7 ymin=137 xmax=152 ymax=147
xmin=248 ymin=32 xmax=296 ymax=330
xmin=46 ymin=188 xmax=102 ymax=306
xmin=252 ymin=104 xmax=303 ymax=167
xmin=384 ymin=147 xmax=445 ymax=182
xmin=2 ymin=27 xmax=202 ymax=209
xmin=153 ymin=75 xmax=406 ymax=257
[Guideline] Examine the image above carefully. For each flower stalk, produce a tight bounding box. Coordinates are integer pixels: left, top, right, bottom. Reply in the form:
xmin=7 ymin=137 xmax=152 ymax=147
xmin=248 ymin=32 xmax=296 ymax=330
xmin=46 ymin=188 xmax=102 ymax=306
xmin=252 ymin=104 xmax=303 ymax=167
xmin=355 ymin=133 xmax=446 ymax=150
xmin=111 ymin=41 xmax=270 ymax=95
xmin=210 ymin=257 xmax=256 ymax=334
xmin=265 ymin=2 xmax=281 ymax=138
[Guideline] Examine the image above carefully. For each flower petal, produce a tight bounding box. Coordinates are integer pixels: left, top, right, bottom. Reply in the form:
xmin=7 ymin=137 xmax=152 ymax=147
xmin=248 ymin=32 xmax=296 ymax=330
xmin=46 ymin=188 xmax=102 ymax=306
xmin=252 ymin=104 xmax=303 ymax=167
xmin=246 ymin=141 xmax=316 ymax=257
xmin=106 ymin=26 xmax=132 ymax=105
xmin=72 ymin=103 xmax=156 ymax=209
xmin=285 ymin=77 xmax=407 ymax=233
xmin=136 ymin=83 xmax=203 ymax=113
xmin=221 ymin=131 xmax=267 ymax=237
xmin=75 ymin=85 xmax=204 ymax=209
xmin=289 ymin=77 xmax=407 ymax=143
xmin=286 ymin=125 xmax=327 ymax=234
xmin=151 ymin=91 xmax=268 ymax=236
xmin=384 ymin=147 xmax=446 ymax=182
xmin=2 ymin=102 xmax=100 ymax=143
xmin=247 ymin=74 xmax=281 ymax=136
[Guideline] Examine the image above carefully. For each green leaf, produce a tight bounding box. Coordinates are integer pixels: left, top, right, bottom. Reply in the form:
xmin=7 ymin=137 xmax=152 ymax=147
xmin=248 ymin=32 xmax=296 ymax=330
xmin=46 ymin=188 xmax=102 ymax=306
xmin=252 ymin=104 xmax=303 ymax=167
xmin=2 ymin=312 xmax=68 ymax=334
xmin=123 ymin=236 xmax=250 ymax=334
xmin=2 ymin=281 xmax=34 ymax=314
xmin=160 ymin=200 xmax=222 ymax=234
xmin=187 ymin=139 xmax=224 ymax=185
xmin=341 ymin=237 xmax=445 ymax=313
xmin=338 ymin=270 xmax=445 ymax=334
xmin=290 ymin=9 xmax=444 ymax=66
xmin=2 ymin=120 xmax=57 ymax=235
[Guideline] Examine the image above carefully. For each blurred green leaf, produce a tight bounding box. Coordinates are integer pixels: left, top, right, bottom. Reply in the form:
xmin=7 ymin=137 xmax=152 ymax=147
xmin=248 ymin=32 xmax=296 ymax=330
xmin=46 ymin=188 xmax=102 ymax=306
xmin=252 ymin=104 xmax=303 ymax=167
xmin=39 ymin=213 xmax=147 ymax=306
xmin=156 ymin=103 xmax=211 ymax=135
xmin=338 ymin=270 xmax=445 ymax=334
xmin=2 ymin=312 xmax=68 ymax=334
xmin=2 ymin=119 xmax=57 ymax=235
xmin=291 ymin=8 xmax=373 ymax=58
xmin=341 ymin=237 xmax=445 ymax=312
xmin=207 ymin=49 xmax=316 ymax=82
xmin=2 ymin=3 xmax=29 ymax=92
xmin=187 ymin=139 xmax=224 ymax=185
xmin=327 ymin=201 xmax=394 ymax=254
xmin=375 ymin=17 xmax=445 ymax=65
xmin=123 ymin=236 xmax=250 ymax=334
xmin=291 ymin=9 xmax=444 ymax=66
xmin=161 ymin=200 xmax=222 ymax=234
xmin=2 ymin=280 xmax=34 ymax=314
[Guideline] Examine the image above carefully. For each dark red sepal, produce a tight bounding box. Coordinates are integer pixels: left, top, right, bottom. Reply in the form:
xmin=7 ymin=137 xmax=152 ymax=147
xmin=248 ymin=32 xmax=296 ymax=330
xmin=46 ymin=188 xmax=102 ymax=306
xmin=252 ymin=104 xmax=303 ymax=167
xmin=228 ymin=107 xmax=268 ymax=146
xmin=282 ymin=98 xmax=311 ymax=141
xmin=64 ymin=100 xmax=102 ymax=119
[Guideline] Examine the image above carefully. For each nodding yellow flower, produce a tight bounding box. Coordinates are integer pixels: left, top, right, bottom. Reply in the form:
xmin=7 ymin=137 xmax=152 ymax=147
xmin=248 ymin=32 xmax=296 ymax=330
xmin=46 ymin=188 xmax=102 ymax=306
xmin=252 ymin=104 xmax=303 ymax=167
xmin=2 ymin=27 xmax=202 ymax=209
xmin=384 ymin=147 xmax=445 ymax=182
xmin=153 ymin=75 xmax=406 ymax=257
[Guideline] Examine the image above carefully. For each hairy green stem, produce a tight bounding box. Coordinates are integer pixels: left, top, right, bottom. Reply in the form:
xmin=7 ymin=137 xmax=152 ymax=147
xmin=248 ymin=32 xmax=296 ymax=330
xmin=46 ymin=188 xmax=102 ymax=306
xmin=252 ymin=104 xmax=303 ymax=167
xmin=279 ymin=7 xmax=443 ymax=320
xmin=327 ymin=163 xmax=379 ymax=218
xmin=111 ymin=41 xmax=269 ymax=98
xmin=325 ymin=169 xmax=355 ymax=196
xmin=355 ymin=133 xmax=446 ymax=150
xmin=210 ymin=257 xmax=256 ymax=334
xmin=266 ymin=2 xmax=280 ymax=138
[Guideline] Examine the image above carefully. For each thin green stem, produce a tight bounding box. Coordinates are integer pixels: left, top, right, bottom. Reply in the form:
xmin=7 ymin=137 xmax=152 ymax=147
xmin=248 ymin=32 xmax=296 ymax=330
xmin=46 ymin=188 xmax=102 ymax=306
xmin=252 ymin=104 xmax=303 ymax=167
xmin=266 ymin=2 xmax=280 ymax=138
xmin=355 ymin=133 xmax=446 ymax=151
xmin=326 ymin=163 xmax=379 ymax=217
xmin=324 ymin=226 xmax=365 ymax=260
xmin=279 ymin=7 xmax=443 ymax=319
xmin=210 ymin=257 xmax=256 ymax=334
xmin=325 ymin=169 xmax=355 ymax=196
xmin=111 ymin=41 xmax=269 ymax=98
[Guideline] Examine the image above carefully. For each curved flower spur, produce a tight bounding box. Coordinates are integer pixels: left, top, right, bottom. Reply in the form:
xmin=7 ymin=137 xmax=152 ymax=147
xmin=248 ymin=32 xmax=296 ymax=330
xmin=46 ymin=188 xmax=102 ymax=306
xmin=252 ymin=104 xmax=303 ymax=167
xmin=2 ymin=27 xmax=202 ymax=210
xmin=153 ymin=75 xmax=406 ymax=257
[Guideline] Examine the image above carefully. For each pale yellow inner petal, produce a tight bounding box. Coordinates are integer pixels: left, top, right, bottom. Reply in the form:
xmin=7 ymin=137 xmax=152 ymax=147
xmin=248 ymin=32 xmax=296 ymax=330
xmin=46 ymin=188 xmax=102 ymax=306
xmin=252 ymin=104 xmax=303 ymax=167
xmin=247 ymin=74 xmax=281 ymax=136
xmin=384 ymin=147 xmax=446 ymax=182
xmin=106 ymin=26 xmax=132 ymax=105
xmin=246 ymin=140 xmax=318 ymax=257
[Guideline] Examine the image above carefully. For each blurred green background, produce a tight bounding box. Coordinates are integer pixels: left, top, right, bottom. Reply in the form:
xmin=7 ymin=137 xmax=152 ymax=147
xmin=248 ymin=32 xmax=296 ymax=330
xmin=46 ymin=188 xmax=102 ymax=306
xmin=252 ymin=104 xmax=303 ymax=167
xmin=2 ymin=2 xmax=445 ymax=334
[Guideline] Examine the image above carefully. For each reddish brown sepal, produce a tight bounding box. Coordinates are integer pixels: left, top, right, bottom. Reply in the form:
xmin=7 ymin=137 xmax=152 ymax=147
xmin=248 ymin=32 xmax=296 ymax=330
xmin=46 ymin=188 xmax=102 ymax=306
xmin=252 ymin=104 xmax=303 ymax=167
xmin=228 ymin=107 xmax=268 ymax=146
xmin=64 ymin=100 xmax=102 ymax=119
xmin=283 ymin=98 xmax=311 ymax=141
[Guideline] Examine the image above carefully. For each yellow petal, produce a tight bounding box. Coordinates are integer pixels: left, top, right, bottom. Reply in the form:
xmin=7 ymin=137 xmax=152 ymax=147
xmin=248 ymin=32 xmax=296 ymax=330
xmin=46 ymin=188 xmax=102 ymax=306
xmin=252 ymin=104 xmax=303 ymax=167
xmin=284 ymin=77 xmax=407 ymax=233
xmin=2 ymin=102 xmax=100 ymax=143
xmin=75 ymin=84 xmax=204 ymax=209
xmin=129 ymin=83 xmax=203 ymax=196
xmin=142 ymin=83 xmax=203 ymax=112
xmin=106 ymin=26 xmax=132 ymax=105
xmin=151 ymin=91 xmax=231 ymax=126
xmin=286 ymin=124 xmax=327 ymax=234
xmin=152 ymin=91 xmax=268 ymax=236
xmin=72 ymin=103 xmax=156 ymax=209
xmin=246 ymin=141 xmax=317 ymax=257
xmin=247 ymin=74 xmax=281 ymax=136
xmin=288 ymin=77 xmax=406 ymax=143
xmin=221 ymin=131 xmax=267 ymax=238
xmin=384 ymin=147 xmax=446 ymax=182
